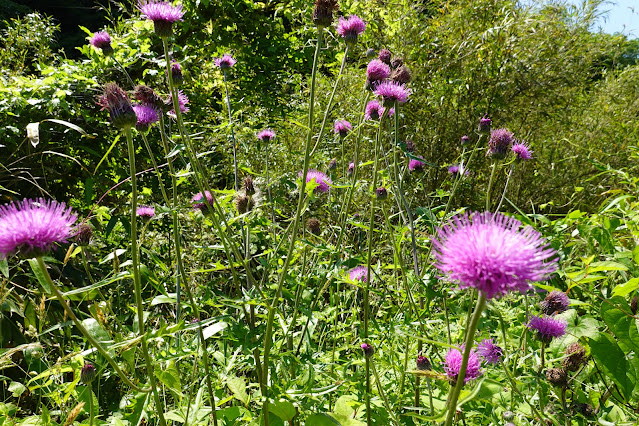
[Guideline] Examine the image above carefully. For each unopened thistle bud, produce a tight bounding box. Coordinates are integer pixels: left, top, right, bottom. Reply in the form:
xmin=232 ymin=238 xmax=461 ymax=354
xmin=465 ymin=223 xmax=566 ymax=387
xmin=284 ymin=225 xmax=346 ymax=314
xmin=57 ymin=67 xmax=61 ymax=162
xmin=312 ymin=0 xmax=339 ymax=28
xmin=365 ymin=48 xmax=376 ymax=59
xmin=378 ymin=49 xmax=392 ymax=65
xmin=375 ymin=187 xmax=388 ymax=201
xmin=81 ymin=363 xmax=97 ymax=384
xmin=391 ymin=65 xmax=412 ymax=84
xmin=416 ymin=352 xmax=431 ymax=370
xmin=170 ymin=60 xmax=183 ymax=87
xmin=460 ymin=135 xmax=470 ymax=145
xmin=327 ymin=158 xmax=337 ymax=171
xmin=361 ymin=342 xmax=374 ymax=358
xmin=307 ymin=218 xmax=321 ymax=235
xmin=98 ymin=83 xmax=137 ymax=129
xmin=243 ymin=176 xmax=255 ymax=196
xmin=478 ymin=115 xmax=492 ymax=133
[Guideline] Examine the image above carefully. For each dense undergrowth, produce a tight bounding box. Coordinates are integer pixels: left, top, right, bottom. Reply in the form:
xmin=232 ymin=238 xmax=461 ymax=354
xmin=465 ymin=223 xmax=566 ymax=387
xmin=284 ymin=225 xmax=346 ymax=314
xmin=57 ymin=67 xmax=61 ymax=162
xmin=1 ymin=0 xmax=639 ymax=425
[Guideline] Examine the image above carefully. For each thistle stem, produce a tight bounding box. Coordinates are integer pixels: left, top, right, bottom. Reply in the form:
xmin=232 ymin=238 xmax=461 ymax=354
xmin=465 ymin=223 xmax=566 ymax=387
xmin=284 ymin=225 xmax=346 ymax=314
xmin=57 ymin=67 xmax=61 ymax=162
xmin=223 ymin=70 xmax=239 ymax=191
xmin=486 ymin=161 xmax=498 ymax=212
xmin=495 ymin=163 xmax=514 ymax=213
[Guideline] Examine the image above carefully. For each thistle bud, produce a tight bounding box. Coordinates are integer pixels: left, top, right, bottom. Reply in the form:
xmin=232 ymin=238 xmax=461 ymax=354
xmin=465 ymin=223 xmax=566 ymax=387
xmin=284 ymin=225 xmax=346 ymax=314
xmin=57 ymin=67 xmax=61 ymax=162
xmin=478 ymin=116 xmax=492 ymax=133
xmin=74 ymin=223 xmax=93 ymax=247
xmin=378 ymin=49 xmax=392 ymax=65
xmin=170 ymin=60 xmax=183 ymax=87
xmin=327 ymin=159 xmax=337 ymax=171
xmin=375 ymin=187 xmax=388 ymax=201
xmin=361 ymin=343 xmax=374 ymax=358
xmin=81 ymin=362 xmax=96 ymax=384
xmin=98 ymin=83 xmax=136 ymax=129
xmin=416 ymin=352 xmax=431 ymax=371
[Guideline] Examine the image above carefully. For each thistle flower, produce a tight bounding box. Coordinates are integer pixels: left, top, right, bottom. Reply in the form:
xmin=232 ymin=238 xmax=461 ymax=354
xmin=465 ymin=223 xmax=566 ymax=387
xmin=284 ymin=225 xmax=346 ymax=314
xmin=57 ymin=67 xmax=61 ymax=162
xmin=90 ymin=31 xmax=113 ymax=55
xmin=327 ymin=158 xmax=337 ymax=170
xmin=307 ymin=218 xmax=321 ymax=235
xmin=134 ymin=85 xmax=165 ymax=110
xmin=167 ymin=90 xmax=189 ymax=118
xmin=257 ymin=129 xmax=276 ymax=142
xmin=191 ymin=191 xmax=215 ymax=212
xmin=349 ymin=265 xmax=368 ymax=282
xmin=444 ymin=347 xmax=482 ymax=385
xmin=374 ymin=81 xmax=411 ymax=107
xmin=546 ymin=367 xmax=567 ymax=387
xmin=488 ymin=128 xmax=514 ymax=159
xmin=540 ymin=290 xmax=570 ymax=316
xmin=170 ymin=60 xmax=183 ymax=86
xmin=336 ymin=15 xmax=366 ymax=45
xmin=215 ymin=54 xmax=236 ymax=71
xmin=139 ymin=0 xmax=184 ymax=38
xmin=364 ymin=99 xmax=384 ymax=120
xmin=408 ymin=156 xmax=426 ymax=172
xmin=432 ymin=212 xmax=557 ymax=300
xmin=405 ymin=139 xmax=415 ymax=152
xmin=460 ymin=135 xmax=470 ymax=145
xmin=361 ymin=342 xmax=374 ymax=358
xmin=448 ymin=164 xmax=469 ymax=177
xmin=313 ymin=0 xmax=339 ymax=27
xmin=378 ymin=49 xmax=392 ymax=65
xmin=562 ymin=342 xmax=587 ymax=371
xmin=512 ymin=141 xmax=533 ymax=161
xmin=477 ymin=339 xmax=503 ymax=365
xmin=98 ymin=83 xmax=137 ymax=129
xmin=366 ymin=59 xmax=391 ymax=89
xmin=391 ymin=65 xmax=412 ymax=84
xmin=416 ymin=352 xmax=431 ymax=371
xmin=133 ymin=104 xmax=160 ymax=132
xmin=478 ymin=116 xmax=492 ymax=133
xmin=300 ymin=169 xmax=331 ymax=193
xmin=527 ymin=315 xmax=567 ymax=343
xmin=136 ymin=205 xmax=155 ymax=219
xmin=81 ymin=363 xmax=97 ymax=384
xmin=348 ymin=162 xmax=355 ymax=175
xmin=375 ymin=187 xmax=388 ymax=201
xmin=0 ymin=198 xmax=77 ymax=258
xmin=334 ymin=119 xmax=352 ymax=137
xmin=74 ymin=223 xmax=93 ymax=247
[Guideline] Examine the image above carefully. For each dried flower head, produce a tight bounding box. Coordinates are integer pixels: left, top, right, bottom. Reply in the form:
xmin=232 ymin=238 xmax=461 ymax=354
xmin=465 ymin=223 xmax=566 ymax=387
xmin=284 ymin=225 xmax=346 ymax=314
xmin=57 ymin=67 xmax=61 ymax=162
xmin=243 ymin=176 xmax=255 ymax=196
xmin=98 ymin=83 xmax=137 ymax=129
xmin=257 ymin=129 xmax=276 ymax=142
xmin=477 ymin=338 xmax=503 ymax=365
xmin=444 ymin=347 xmax=482 ymax=385
xmin=215 ymin=54 xmax=236 ymax=71
xmin=478 ymin=116 xmax=492 ymax=132
xmin=540 ymin=290 xmax=570 ymax=316
xmin=375 ymin=187 xmax=388 ymax=201
xmin=563 ymin=342 xmax=587 ymax=371
xmin=191 ymin=191 xmax=215 ymax=212
xmin=546 ymin=367 xmax=567 ymax=387
xmin=234 ymin=194 xmax=254 ymax=214
xmin=488 ymin=128 xmax=514 ymax=159
xmin=170 ymin=60 xmax=183 ymax=86
xmin=134 ymin=85 xmax=165 ymax=110
xmin=527 ymin=315 xmax=567 ymax=343
xmin=391 ymin=65 xmax=412 ymax=84
xmin=349 ymin=265 xmax=368 ymax=282
xmin=390 ymin=57 xmax=403 ymax=69
xmin=374 ymin=81 xmax=411 ymax=107
xmin=81 ymin=363 xmax=97 ymax=384
xmin=416 ymin=352 xmax=431 ymax=371
xmin=307 ymin=218 xmax=321 ymax=235
xmin=136 ymin=205 xmax=155 ymax=219
xmin=139 ymin=0 xmax=184 ymax=38
xmin=90 ymin=31 xmax=113 ymax=55
xmin=313 ymin=0 xmax=339 ymax=27
xmin=133 ymin=104 xmax=160 ymax=132
xmin=0 ymin=198 xmax=77 ymax=258
xmin=336 ymin=15 xmax=366 ymax=45
xmin=378 ymin=49 xmax=392 ymax=65
xmin=408 ymin=156 xmax=426 ymax=172
xmin=432 ymin=212 xmax=557 ymax=299
xmin=334 ymin=119 xmax=352 ymax=138
xmin=300 ymin=169 xmax=331 ymax=193
xmin=74 ymin=223 xmax=94 ymax=247
xmin=512 ymin=141 xmax=533 ymax=161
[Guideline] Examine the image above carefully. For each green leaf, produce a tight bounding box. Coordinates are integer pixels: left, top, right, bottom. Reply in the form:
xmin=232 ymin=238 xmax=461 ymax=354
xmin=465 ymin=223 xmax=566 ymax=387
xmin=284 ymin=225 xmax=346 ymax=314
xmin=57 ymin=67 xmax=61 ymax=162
xmin=588 ymin=261 xmax=628 ymax=273
xmin=612 ymin=278 xmax=639 ymax=297
xmin=0 ymin=257 xmax=9 ymax=278
xmin=601 ymin=297 xmax=639 ymax=353
xmin=590 ymin=332 xmax=631 ymax=400
xmin=202 ymin=321 xmax=227 ymax=340
xmin=28 ymin=258 xmax=51 ymax=293
xmin=8 ymin=382 xmax=26 ymax=397
xmin=305 ymin=413 xmax=342 ymax=426
xmin=226 ymin=375 xmax=248 ymax=405
xmin=156 ymin=362 xmax=182 ymax=396
xmin=268 ymin=399 xmax=296 ymax=422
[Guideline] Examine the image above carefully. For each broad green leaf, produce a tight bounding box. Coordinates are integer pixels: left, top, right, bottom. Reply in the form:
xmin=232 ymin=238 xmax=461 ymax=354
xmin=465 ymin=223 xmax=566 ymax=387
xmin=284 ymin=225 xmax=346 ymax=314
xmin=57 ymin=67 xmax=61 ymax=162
xmin=202 ymin=321 xmax=227 ymax=340
xmin=8 ymin=382 xmax=26 ymax=397
xmin=612 ymin=278 xmax=639 ymax=297
xmin=601 ymin=297 xmax=639 ymax=353
xmin=305 ymin=413 xmax=342 ymax=426
xmin=590 ymin=332 xmax=631 ymax=400
xmin=588 ymin=261 xmax=628 ymax=273
xmin=156 ymin=362 xmax=182 ymax=396
xmin=28 ymin=259 xmax=51 ymax=294
xmin=268 ymin=399 xmax=296 ymax=422
xmin=0 ymin=257 xmax=8 ymax=278
xmin=226 ymin=375 xmax=248 ymax=405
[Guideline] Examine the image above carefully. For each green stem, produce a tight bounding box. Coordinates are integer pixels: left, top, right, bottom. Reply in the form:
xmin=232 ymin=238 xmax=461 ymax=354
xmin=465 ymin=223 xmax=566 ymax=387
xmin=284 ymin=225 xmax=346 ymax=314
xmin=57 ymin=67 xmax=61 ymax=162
xmin=444 ymin=293 xmax=487 ymax=426
xmin=495 ymin=163 xmax=514 ymax=213
xmin=262 ymin=27 xmax=324 ymax=425
xmin=485 ymin=161 xmax=498 ymax=211
xmin=502 ymin=361 xmax=551 ymax=424
xmin=81 ymin=249 xmax=94 ymax=284
xmin=32 ymin=257 xmax=150 ymax=393
xmin=371 ymin=360 xmax=400 ymax=425
xmin=125 ymin=127 xmax=168 ymax=426
xmin=140 ymin=132 xmax=170 ymax=206
xmin=223 ymin=70 xmax=239 ymax=191
xmin=88 ymin=382 xmax=94 ymax=426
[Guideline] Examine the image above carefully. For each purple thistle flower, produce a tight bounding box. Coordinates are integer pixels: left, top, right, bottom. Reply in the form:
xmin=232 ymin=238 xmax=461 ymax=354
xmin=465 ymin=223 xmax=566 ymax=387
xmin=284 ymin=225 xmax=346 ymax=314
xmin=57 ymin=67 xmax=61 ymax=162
xmin=167 ymin=90 xmax=189 ymax=118
xmin=257 ymin=129 xmax=276 ymax=142
xmin=98 ymin=83 xmax=137 ymax=129
xmin=136 ymin=205 xmax=155 ymax=219
xmin=349 ymin=265 xmax=368 ymax=282
xmin=348 ymin=162 xmax=355 ymax=175
xmin=139 ymin=0 xmax=184 ymax=38
xmin=374 ymin=80 xmax=411 ymax=106
xmin=477 ymin=339 xmax=503 ymax=365
xmin=361 ymin=342 xmax=374 ymax=357
xmin=540 ymin=290 xmax=570 ymax=316
xmin=334 ymin=119 xmax=352 ymax=137
xmin=488 ymin=128 xmax=514 ymax=159
xmin=448 ymin=163 xmax=468 ymax=176
xmin=366 ymin=59 xmax=391 ymax=89
xmin=461 ymin=135 xmax=470 ymax=145
xmin=299 ymin=169 xmax=331 ymax=193
xmin=336 ymin=15 xmax=366 ymax=45
xmin=81 ymin=363 xmax=97 ymax=384
xmin=191 ymin=191 xmax=215 ymax=212
xmin=478 ymin=116 xmax=492 ymax=132
xmin=527 ymin=315 xmax=567 ymax=343
xmin=365 ymin=99 xmax=385 ymax=120
xmin=378 ymin=49 xmax=392 ymax=65
xmin=512 ymin=141 xmax=533 ymax=161
xmin=444 ymin=347 xmax=482 ymax=384
xmin=90 ymin=31 xmax=113 ymax=55
xmin=432 ymin=211 xmax=557 ymax=300
xmin=133 ymin=104 xmax=160 ymax=131
xmin=0 ymin=198 xmax=77 ymax=258
xmin=215 ymin=54 xmax=237 ymax=71
xmin=408 ymin=156 xmax=426 ymax=172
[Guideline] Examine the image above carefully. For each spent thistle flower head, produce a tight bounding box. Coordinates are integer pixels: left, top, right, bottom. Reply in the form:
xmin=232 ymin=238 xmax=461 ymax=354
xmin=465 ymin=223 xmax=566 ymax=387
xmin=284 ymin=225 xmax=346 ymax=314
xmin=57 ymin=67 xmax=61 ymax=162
xmin=405 ymin=139 xmax=415 ymax=152
xmin=391 ymin=65 xmax=412 ymax=84
xmin=336 ymin=15 xmax=366 ymax=46
xmin=133 ymin=104 xmax=160 ymax=132
xmin=527 ymin=315 xmax=567 ymax=343
xmin=512 ymin=141 xmax=533 ymax=161
xmin=139 ymin=0 xmax=184 ymax=38
xmin=390 ymin=57 xmax=403 ymax=69
xmin=378 ymin=49 xmax=392 ymax=65
xmin=444 ymin=347 xmax=482 ymax=385
xmin=243 ymin=176 xmax=255 ymax=196
xmin=313 ymin=0 xmax=339 ymax=28
xmin=300 ymin=169 xmax=331 ymax=193
xmin=0 ymin=198 xmax=77 ymax=258
xmin=90 ymin=31 xmax=113 ymax=55
xmin=540 ymin=290 xmax=570 ymax=316
xmin=563 ymin=342 xmax=587 ymax=371
xmin=546 ymin=367 xmax=567 ymax=387
xmin=74 ymin=223 xmax=93 ymax=247
xmin=416 ymin=352 xmax=431 ymax=370
xmin=374 ymin=80 xmax=411 ymax=107
xmin=98 ymin=83 xmax=136 ymax=129
xmin=334 ymin=119 xmax=352 ymax=137
xmin=134 ymin=85 xmax=165 ymax=110
xmin=432 ymin=211 xmax=557 ymax=299
xmin=327 ymin=158 xmax=337 ymax=171
xmin=234 ymin=194 xmax=254 ymax=214
xmin=307 ymin=218 xmax=321 ymax=235
xmin=136 ymin=205 xmax=156 ymax=219
xmin=215 ymin=54 xmax=236 ymax=71
xmin=375 ymin=187 xmax=388 ymax=201
xmin=477 ymin=339 xmax=503 ymax=365
xmin=257 ymin=129 xmax=276 ymax=142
